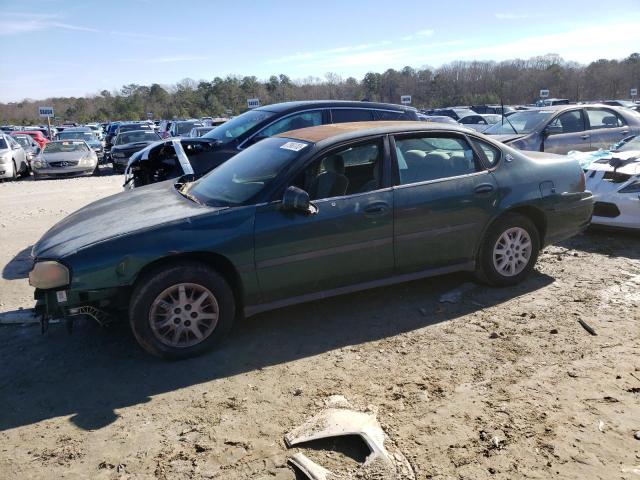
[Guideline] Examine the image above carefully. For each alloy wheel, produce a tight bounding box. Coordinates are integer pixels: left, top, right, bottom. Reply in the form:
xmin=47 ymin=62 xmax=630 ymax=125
xmin=149 ymin=283 xmax=219 ymax=348
xmin=492 ymin=227 xmax=532 ymax=277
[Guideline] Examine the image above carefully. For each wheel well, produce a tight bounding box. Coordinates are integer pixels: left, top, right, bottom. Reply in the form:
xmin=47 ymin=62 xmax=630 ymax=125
xmin=132 ymin=252 xmax=244 ymax=310
xmin=505 ymin=206 xmax=547 ymax=244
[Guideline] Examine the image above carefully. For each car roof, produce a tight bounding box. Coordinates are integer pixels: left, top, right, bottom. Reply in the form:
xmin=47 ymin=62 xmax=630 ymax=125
xmin=255 ymin=100 xmax=416 ymax=113
xmin=274 ymin=121 xmax=472 ymax=144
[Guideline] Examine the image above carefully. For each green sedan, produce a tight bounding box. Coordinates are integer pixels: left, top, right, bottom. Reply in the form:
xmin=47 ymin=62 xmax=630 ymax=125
xmin=29 ymin=121 xmax=593 ymax=359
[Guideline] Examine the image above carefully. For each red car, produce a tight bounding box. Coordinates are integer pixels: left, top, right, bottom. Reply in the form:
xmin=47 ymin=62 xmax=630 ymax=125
xmin=12 ymin=131 xmax=49 ymax=149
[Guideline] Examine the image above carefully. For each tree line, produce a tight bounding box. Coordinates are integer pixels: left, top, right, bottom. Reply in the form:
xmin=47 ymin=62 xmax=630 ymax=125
xmin=1 ymin=53 xmax=638 ymax=124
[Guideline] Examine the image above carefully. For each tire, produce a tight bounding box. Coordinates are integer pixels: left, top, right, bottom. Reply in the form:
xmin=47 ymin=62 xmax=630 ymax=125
xmin=10 ymin=161 xmax=17 ymax=181
xmin=476 ymin=213 xmax=540 ymax=287
xmin=32 ymin=172 xmax=39 ymax=181
xmin=128 ymin=262 xmax=236 ymax=359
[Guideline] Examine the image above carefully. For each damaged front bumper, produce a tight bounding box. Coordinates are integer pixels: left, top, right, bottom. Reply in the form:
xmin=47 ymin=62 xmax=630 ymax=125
xmin=34 ymin=286 xmax=127 ymax=331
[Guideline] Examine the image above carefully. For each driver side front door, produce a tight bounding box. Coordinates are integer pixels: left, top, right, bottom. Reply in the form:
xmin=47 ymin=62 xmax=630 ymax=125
xmin=252 ymin=137 xmax=394 ymax=304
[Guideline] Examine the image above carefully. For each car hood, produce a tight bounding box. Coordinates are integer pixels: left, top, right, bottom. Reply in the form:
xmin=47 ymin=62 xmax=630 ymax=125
xmin=32 ymin=180 xmax=219 ymax=258
xmin=42 ymin=151 xmax=89 ymax=162
xmin=487 ymin=133 xmax=527 ymax=143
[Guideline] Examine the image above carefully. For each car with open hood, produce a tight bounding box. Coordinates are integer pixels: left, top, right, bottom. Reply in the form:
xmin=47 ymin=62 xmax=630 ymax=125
xmin=484 ymin=104 xmax=640 ymax=154
xmin=583 ymin=134 xmax=640 ymax=230
xmin=124 ymin=100 xmax=420 ymax=188
xmin=29 ymin=121 xmax=592 ymax=359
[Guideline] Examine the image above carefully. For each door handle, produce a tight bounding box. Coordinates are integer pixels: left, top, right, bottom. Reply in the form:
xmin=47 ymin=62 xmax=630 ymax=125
xmin=581 ymin=134 xmax=590 ymax=140
xmin=474 ymin=183 xmax=495 ymax=194
xmin=363 ymin=202 xmax=389 ymax=216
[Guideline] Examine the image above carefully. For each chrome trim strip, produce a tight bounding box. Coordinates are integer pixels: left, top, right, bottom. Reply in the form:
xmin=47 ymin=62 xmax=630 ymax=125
xmin=393 ymin=170 xmax=489 ymax=189
xmin=244 ymin=261 xmax=475 ymax=317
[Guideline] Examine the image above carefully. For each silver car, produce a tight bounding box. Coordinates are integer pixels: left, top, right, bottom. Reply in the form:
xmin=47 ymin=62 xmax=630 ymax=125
xmin=32 ymin=140 xmax=99 ymax=180
xmin=484 ymin=104 xmax=640 ymax=154
xmin=0 ymin=134 xmax=29 ymax=180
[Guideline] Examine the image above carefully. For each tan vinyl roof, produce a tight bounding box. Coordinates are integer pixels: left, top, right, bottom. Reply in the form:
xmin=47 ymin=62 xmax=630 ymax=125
xmin=274 ymin=121 xmax=427 ymax=143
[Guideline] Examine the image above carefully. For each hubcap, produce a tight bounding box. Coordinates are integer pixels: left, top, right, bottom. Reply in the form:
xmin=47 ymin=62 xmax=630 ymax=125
xmin=149 ymin=283 xmax=219 ymax=348
xmin=492 ymin=227 xmax=532 ymax=277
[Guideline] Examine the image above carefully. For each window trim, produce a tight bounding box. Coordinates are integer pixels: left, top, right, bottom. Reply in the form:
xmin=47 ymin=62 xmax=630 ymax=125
xmin=389 ymin=131 xmax=484 ymax=187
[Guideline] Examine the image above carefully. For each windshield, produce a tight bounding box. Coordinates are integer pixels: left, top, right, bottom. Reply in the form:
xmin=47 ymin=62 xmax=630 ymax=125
xmin=190 ymin=137 xmax=309 ymax=206
xmin=116 ymin=131 xmax=160 ymax=145
xmin=57 ymin=131 xmax=97 ymax=141
xmin=202 ymin=109 xmax=276 ymax=143
xmin=616 ymin=135 xmax=640 ymax=152
xmin=44 ymin=141 xmax=88 ymax=153
xmin=176 ymin=122 xmax=201 ymax=134
xmin=484 ymin=110 xmax=555 ymax=134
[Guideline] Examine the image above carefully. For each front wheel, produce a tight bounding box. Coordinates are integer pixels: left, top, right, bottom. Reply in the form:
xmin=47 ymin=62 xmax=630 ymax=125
xmin=129 ymin=262 xmax=236 ymax=359
xmin=476 ymin=213 xmax=540 ymax=286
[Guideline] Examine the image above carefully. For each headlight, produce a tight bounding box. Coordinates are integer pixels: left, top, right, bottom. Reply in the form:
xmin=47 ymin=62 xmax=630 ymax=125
xmin=29 ymin=261 xmax=70 ymax=289
xmin=0 ymin=153 xmax=11 ymax=163
xmin=33 ymin=159 xmax=47 ymax=168
xmin=619 ymin=179 xmax=640 ymax=193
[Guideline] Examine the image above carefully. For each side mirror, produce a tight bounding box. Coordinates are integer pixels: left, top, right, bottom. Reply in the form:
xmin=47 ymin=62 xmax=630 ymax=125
xmin=543 ymin=124 xmax=563 ymax=136
xmin=281 ymin=186 xmax=317 ymax=215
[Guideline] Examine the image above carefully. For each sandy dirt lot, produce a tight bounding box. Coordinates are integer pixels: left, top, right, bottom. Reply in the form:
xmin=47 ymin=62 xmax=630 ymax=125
xmin=0 ymin=172 xmax=639 ymax=480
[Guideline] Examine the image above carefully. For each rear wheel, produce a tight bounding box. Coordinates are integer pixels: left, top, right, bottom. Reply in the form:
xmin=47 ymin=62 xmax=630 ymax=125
xmin=129 ymin=262 xmax=236 ymax=359
xmin=476 ymin=213 xmax=540 ymax=286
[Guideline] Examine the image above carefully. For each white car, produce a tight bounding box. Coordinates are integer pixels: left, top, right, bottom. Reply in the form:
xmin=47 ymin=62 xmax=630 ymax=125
xmin=585 ymin=135 xmax=640 ymax=230
xmin=0 ymin=134 xmax=29 ymax=180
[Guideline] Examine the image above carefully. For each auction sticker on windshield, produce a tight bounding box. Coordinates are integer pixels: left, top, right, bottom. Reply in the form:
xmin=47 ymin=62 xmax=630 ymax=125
xmin=280 ymin=141 xmax=308 ymax=152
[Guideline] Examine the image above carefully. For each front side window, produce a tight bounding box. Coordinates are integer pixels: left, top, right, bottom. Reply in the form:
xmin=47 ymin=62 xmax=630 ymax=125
xmin=203 ymin=110 xmax=275 ymax=143
xmin=288 ymin=140 xmax=383 ymax=200
xmin=587 ymin=109 xmax=626 ymax=129
xmin=259 ymin=111 xmax=323 ymax=137
xmin=548 ymin=110 xmax=585 ymax=133
xmin=394 ymin=135 xmax=478 ymax=185
xmin=331 ymin=109 xmax=374 ymax=123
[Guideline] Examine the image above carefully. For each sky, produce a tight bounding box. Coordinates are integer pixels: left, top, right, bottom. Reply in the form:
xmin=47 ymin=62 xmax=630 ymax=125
xmin=1 ymin=0 xmax=639 ymax=102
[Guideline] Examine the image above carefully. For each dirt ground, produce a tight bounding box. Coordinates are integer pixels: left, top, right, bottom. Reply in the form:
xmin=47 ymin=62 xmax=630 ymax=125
xmin=0 ymin=171 xmax=639 ymax=480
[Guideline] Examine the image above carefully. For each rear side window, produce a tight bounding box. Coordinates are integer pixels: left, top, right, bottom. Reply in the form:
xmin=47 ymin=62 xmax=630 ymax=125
xmin=375 ymin=110 xmax=411 ymax=121
xmin=470 ymin=138 xmax=501 ymax=167
xmin=331 ymin=109 xmax=374 ymax=123
xmin=587 ymin=109 xmax=626 ymax=129
xmin=394 ymin=135 xmax=478 ymax=184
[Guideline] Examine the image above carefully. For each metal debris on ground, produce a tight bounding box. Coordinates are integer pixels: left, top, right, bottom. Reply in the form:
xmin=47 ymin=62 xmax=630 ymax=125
xmin=285 ymin=396 xmax=415 ymax=479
